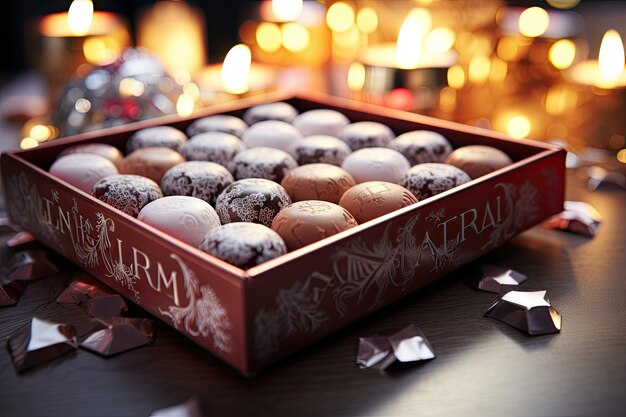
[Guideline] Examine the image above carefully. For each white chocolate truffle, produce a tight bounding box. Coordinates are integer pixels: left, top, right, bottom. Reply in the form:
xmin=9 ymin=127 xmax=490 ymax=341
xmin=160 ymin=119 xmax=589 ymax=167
xmin=243 ymin=102 xmax=298 ymax=125
xmin=338 ymin=121 xmax=395 ymax=151
xmin=241 ymin=120 xmax=303 ymax=157
xmin=186 ymin=115 xmax=248 ymax=138
xmin=50 ymin=153 xmax=119 ymax=193
xmin=388 ymin=130 xmax=453 ymax=165
xmin=292 ymin=109 xmax=350 ymax=137
xmin=341 ymin=147 xmax=411 ymax=184
xmin=138 ymin=196 xmax=220 ymax=247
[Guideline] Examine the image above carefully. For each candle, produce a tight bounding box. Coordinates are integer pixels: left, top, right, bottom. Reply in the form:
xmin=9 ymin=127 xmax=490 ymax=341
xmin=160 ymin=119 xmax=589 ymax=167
xmin=568 ymin=30 xmax=626 ymax=89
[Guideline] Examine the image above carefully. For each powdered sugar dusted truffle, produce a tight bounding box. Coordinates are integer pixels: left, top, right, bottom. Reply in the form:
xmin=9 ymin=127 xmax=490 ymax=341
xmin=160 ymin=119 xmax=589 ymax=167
xmin=91 ymin=174 xmax=163 ymax=217
xmin=339 ymin=181 xmax=418 ymax=224
xmin=181 ymin=132 xmax=246 ymax=165
xmin=215 ymin=178 xmax=291 ymax=227
xmin=50 ymin=153 xmax=119 ymax=193
xmin=229 ymin=147 xmax=298 ymax=182
xmin=341 ymin=147 xmax=411 ymax=184
xmin=243 ymin=101 xmax=298 ymax=125
xmin=58 ymin=143 xmax=124 ymax=168
xmin=138 ymin=196 xmax=220 ymax=247
xmin=120 ymin=147 xmax=185 ymax=184
xmin=400 ymin=163 xmax=471 ymax=200
xmin=186 ymin=115 xmax=248 ymax=138
xmin=241 ymin=120 xmax=303 ymax=156
xmin=126 ymin=126 xmax=187 ymax=153
xmin=294 ymin=135 xmax=351 ymax=166
xmin=445 ymin=145 xmax=513 ymax=179
xmin=160 ymin=161 xmax=234 ymax=206
xmin=292 ymin=109 xmax=350 ymax=137
xmin=387 ymin=130 xmax=453 ymax=164
xmin=338 ymin=121 xmax=395 ymax=151
xmin=281 ymin=163 xmax=355 ymax=204
xmin=271 ymin=200 xmax=358 ymax=251
xmin=199 ymin=223 xmax=287 ymax=269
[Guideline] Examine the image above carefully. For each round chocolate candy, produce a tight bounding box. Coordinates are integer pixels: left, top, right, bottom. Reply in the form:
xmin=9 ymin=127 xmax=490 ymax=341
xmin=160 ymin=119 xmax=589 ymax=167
xmin=339 ymin=181 xmax=418 ymax=224
xmin=294 ymin=135 xmax=352 ymax=166
xmin=181 ymin=132 xmax=246 ymax=165
xmin=160 ymin=161 xmax=234 ymax=206
xmin=186 ymin=115 xmax=248 ymax=138
xmin=49 ymin=153 xmax=119 ymax=193
xmin=400 ymin=163 xmax=471 ymax=200
xmin=58 ymin=143 xmax=124 ymax=168
xmin=292 ymin=109 xmax=350 ymax=137
xmin=91 ymin=174 xmax=163 ymax=218
xmin=341 ymin=147 xmax=411 ymax=184
xmin=241 ymin=120 xmax=303 ymax=156
xmin=229 ymin=147 xmax=298 ymax=182
xmin=215 ymin=178 xmax=291 ymax=227
xmin=271 ymin=200 xmax=358 ymax=251
xmin=281 ymin=163 xmax=356 ymax=204
xmin=199 ymin=223 xmax=287 ymax=269
xmin=126 ymin=126 xmax=187 ymax=154
xmin=338 ymin=121 xmax=395 ymax=151
xmin=138 ymin=196 xmax=220 ymax=247
xmin=387 ymin=130 xmax=453 ymax=165
xmin=120 ymin=147 xmax=185 ymax=184
xmin=445 ymin=145 xmax=513 ymax=179
xmin=243 ymin=101 xmax=298 ymax=125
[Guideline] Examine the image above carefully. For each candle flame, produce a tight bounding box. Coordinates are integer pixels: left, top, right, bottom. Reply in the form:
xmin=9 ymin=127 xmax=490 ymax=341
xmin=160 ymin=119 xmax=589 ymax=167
xmin=67 ymin=0 xmax=94 ymax=36
xmin=222 ymin=44 xmax=251 ymax=94
xmin=396 ymin=14 xmax=422 ymax=70
xmin=598 ymin=29 xmax=625 ymax=85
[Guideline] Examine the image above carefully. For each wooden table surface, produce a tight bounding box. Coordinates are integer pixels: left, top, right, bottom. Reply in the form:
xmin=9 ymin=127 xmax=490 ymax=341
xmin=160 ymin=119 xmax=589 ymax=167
xmin=1 ymin=172 xmax=625 ymax=417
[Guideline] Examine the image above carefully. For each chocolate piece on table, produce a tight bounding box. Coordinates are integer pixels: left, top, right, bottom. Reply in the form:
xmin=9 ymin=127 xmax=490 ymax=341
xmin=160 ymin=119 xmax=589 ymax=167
xmin=542 ymin=201 xmax=601 ymax=237
xmin=485 ymin=289 xmax=562 ymax=335
xmin=0 ymin=215 xmax=18 ymax=233
xmin=80 ymin=317 xmax=156 ymax=356
xmin=149 ymin=397 xmax=204 ymax=417
xmin=57 ymin=279 xmax=128 ymax=317
xmin=0 ymin=279 xmax=27 ymax=307
xmin=586 ymin=166 xmax=626 ymax=191
xmin=2 ymin=250 xmax=60 ymax=282
xmin=6 ymin=231 xmax=37 ymax=248
xmin=466 ymin=265 xmax=527 ymax=293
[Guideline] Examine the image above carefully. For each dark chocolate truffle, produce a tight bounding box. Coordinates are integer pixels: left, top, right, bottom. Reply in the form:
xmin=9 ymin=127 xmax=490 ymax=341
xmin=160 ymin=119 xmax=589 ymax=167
xmin=92 ymin=174 xmax=163 ymax=217
xmin=186 ymin=115 xmax=248 ymax=138
xmin=292 ymin=109 xmax=350 ymax=137
xmin=120 ymin=147 xmax=186 ymax=184
xmin=58 ymin=143 xmax=124 ymax=168
xmin=241 ymin=120 xmax=303 ymax=156
xmin=400 ymin=163 xmax=471 ymax=200
xmin=160 ymin=161 xmax=234 ymax=206
xmin=229 ymin=147 xmax=298 ymax=182
xmin=181 ymin=132 xmax=246 ymax=165
xmin=387 ymin=130 xmax=453 ymax=164
xmin=215 ymin=178 xmax=291 ymax=227
xmin=199 ymin=223 xmax=287 ymax=269
xmin=338 ymin=121 xmax=395 ymax=151
xmin=281 ymin=163 xmax=356 ymax=204
xmin=126 ymin=126 xmax=187 ymax=153
xmin=271 ymin=200 xmax=358 ymax=251
xmin=243 ymin=101 xmax=298 ymax=125
xmin=339 ymin=181 xmax=418 ymax=224
xmin=445 ymin=145 xmax=513 ymax=179
xmin=294 ymin=135 xmax=352 ymax=166
xmin=50 ymin=153 xmax=119 ymax=193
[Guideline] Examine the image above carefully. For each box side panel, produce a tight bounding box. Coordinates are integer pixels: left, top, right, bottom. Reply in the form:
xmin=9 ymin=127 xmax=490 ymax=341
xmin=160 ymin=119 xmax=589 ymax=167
xmin=245 ymin=151 xmax=565 ymax=372
xmin=1 ymin=154 xmax=248 ymax=372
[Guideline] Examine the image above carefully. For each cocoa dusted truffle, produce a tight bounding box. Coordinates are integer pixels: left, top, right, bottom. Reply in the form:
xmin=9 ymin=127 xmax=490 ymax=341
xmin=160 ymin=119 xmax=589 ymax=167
xmin=215 ymin=178 xmax=291 ymax=227
xmin=338 ymin=121 xmax=395 ymax=151
xmin=387 ymin=130 xmax=453 ymax=165
xmin=400 ymin=163 xmax=471 ymax=200
xmin=186 ymin=115 xmax=248 ymax=138
xmin=294 ymin=135 xmax=352 ymax=166
xmin=181 ymin=132 xmax=246 ymax=165
xmin=91 ymin=174 xmax=163 ymax=217
xmin=292 ymin=109 xmax=350 ymax=137
xmin=341 ymin=147 xmax=411 ymax=184
xmin=271 ymin=200 xmax=358 ymax=251
xmin=241 ymin=120 xmax=303 ymax=156
xmin=160 ymin=161 xmax=234 ymax=206
xmin=243 ymin=101 xmax=298 ymax=125
xmin=120 ymin=147 xmax=185 ymax=184
xmin=58 ymin=143 xmax=124 ymax=168
xmin=199 ymin=223 xmax=287 ymax=269
xmin=339 ymin=181 xmax=418 ymax=224
xmin=126 ymin=126 xmax=187 ymax=153
xmin=281 ymin=163 xmax=355 ymax=204
xmin=50 ymin=153 xmax=119 ymax=193
xmin=229 ymin=147 xmax=298 ymax=182
xmin=445 ymin=145 xmax=513 ymax=179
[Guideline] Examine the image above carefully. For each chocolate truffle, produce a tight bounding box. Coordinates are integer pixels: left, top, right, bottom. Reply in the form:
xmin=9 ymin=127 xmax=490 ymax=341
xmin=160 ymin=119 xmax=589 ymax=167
xmin=138 ymin=196 xmax=220 ymax=247
xmin=281 ymin=163 xmax=356 ymax=204
xmin=241 ymin=120 xmax=303 ymax=156
xmin=292 ymin=109 xmax=350 ymax=137
xmin=186 ymin=115 xmax=248 ymax=138
xmin=341 ymin=147 xmax=411 ymax=184
xmin=339 ymin=181 xmax=418 ymax=224
xmin=50 ymin=153 xmax=119 ymax=193
xmin=120 ymin=147 xmax=186 ymax=184
xmin=338 ymin=121 xmax=395 ymax=151
xmin=126 ymin=126 xmax=187 ymax=153
xmin=215 ymin=178 xmax=291 ymax=227
xmin=243 ymin=101 xmax=298 ymax=125
xmin=400 ymin=163 xmax=471 ymax=200
xmin=160 ymin=161 xmax=234 ymax=206
xmin=58 ymin=143 xmax=124 ymax=168
xmin=199 ymin=223 xmax=287 ymax=269
xmin=92 ymin=175 xmax=163 ymax=217
xmin=271 ymin=200 xmax=358 ymax=251
xmin=445 ymin=145 xmax=513 ymax=179
xmin=181 ymin=132 xmax=246 ymax=165
xmin=229 ymin=147 xmax=298 ymax=182
xmin=387 ymin=130 xmax=453 ymax=165
xmin=294 ymin=135 xmax=352 ymax=166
